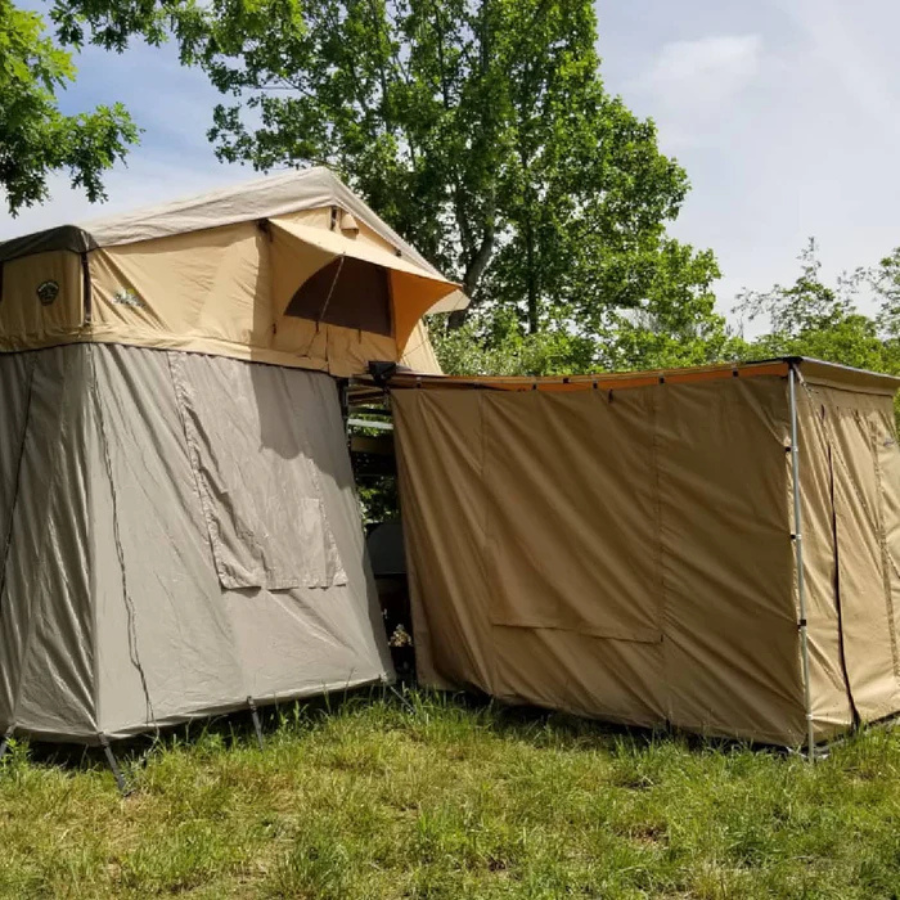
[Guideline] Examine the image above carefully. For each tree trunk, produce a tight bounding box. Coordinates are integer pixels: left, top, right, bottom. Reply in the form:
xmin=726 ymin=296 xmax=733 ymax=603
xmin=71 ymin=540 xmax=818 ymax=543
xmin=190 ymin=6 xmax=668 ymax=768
xmin=446 ymin=213 xmax=497 ymax=330
xmin=525 ymin=218 xmax=538 ymax=334
xmin=447 ymin=308 xmax=469 ymax=329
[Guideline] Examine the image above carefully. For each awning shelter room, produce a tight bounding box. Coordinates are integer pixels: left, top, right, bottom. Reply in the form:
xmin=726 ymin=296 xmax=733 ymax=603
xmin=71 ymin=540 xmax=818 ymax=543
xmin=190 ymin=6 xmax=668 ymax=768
xmin=389 ymin=359 xmax=900 ymax=748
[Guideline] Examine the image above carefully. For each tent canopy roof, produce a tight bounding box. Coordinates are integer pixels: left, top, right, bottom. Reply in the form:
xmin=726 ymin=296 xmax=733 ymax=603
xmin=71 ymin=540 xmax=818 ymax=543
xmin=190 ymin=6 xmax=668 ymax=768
xmin=0 ymin=167 xmax=468 ymax=316
xmin=376 ymin=357 xmax=900 ymax=397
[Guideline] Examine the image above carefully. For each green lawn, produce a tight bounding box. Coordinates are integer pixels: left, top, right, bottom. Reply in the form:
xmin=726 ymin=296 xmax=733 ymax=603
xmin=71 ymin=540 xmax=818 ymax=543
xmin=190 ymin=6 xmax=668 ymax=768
xmin=1 ymin=690 xmax=899 ymax=898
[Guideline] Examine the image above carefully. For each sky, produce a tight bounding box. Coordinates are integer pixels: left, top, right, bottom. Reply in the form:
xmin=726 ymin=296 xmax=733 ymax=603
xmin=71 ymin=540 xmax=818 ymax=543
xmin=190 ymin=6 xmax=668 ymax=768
xmin=3 ymin=0 xmax=900 ymax=331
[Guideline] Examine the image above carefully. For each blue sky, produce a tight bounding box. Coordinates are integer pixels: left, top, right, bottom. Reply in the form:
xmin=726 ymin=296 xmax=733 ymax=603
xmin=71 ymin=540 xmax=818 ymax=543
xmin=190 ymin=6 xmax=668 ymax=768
xmin=3 ymin=0 xmax=900 ymax=330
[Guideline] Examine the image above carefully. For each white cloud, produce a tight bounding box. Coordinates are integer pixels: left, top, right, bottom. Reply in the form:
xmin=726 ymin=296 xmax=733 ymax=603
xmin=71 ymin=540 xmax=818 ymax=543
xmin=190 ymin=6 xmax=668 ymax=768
xmin=641 ymin=34 xmax=763 ymax=119
xmin=782 ymin=0 xmax=900 ymax=143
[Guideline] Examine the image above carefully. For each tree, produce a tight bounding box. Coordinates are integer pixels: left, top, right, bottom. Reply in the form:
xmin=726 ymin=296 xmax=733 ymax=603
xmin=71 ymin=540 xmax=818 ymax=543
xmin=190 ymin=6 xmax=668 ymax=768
xmin=51 ymin=0 xmax=718 ymax=338
xmin=434 ymin=238 xmax=739 ymax=375
xmin=0 ymin=0 xmax=138 ymax=215
xmin=872 ymin=247 xmax=900 ymax=341
xmin=736 ymin=238 xmax=900 ymax=375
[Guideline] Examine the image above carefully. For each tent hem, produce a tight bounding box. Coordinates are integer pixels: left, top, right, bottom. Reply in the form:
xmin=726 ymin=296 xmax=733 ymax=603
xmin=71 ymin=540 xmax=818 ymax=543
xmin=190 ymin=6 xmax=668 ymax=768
xmin=10 ymin=674 xmax=391 ymax=745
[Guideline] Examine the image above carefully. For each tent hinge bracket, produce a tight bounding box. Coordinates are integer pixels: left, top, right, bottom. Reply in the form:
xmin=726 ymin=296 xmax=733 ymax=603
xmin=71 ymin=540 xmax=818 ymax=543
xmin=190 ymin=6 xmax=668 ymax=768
xmin=248 ymin=697 xmax=265 ymax=751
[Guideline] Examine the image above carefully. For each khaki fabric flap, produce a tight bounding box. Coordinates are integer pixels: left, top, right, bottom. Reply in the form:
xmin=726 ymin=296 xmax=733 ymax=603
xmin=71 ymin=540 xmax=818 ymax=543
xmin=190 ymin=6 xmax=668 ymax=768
xmin=400 ymin=320 xmax=442 ymax=374
xmin=482 ymin=390 xmax=662 ymax=643
xmin=169 ymin=353 xmax=347 ymax=591
xmin=270 ymin=218 xmax=456 ymax=285
xmin=794 ymin=387 xmax=856 ymax=735
xmin=270 ymin=218 xmax=458 ymax=348
xmin=875 ymin=416 xmax=900 ymax=666
xmin=823 ymin=390 xmax=900 ymax=720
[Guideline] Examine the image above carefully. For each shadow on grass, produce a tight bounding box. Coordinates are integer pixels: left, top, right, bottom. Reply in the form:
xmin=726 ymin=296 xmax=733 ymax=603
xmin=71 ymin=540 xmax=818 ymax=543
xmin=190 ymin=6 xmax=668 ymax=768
xmin=9 ymin=683 xmax=801 ymax=786
xmin=18 ymin=684 xmax=386 ymax=777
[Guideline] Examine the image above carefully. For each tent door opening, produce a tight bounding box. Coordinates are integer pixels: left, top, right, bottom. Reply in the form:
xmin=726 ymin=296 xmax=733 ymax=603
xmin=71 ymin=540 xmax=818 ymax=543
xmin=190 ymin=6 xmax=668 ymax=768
xmin=825 ymin=400 xmax=900 ymax=723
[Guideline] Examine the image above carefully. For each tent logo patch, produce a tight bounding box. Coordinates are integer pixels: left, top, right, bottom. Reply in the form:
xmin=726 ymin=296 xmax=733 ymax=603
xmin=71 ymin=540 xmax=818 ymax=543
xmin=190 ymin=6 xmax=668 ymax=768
xmin=113 ymin=289 xmax=146 ymax=309
xmin=36 ymin=281 xmax=59 ymax=305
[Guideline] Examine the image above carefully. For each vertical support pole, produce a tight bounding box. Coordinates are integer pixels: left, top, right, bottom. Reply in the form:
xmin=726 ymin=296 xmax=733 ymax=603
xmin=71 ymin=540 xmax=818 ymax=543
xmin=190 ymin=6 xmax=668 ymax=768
xmin=99 ymin=735 xmax=127 ymax=794
xmin=339 ymin=379 xmax=351 ymax=453
xmin=0 ymin=728 xmax=12 ymax=763
xmin=789 ymin=365 xmax=816 ymax=760
xmin=248 ymin=697 xmax=265 ymax=750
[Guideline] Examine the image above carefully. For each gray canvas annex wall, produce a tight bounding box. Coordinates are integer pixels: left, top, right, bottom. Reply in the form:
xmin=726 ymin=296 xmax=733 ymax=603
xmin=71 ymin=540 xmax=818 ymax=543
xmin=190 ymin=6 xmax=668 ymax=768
xmin=0 ymin=343 xmax=393 ymax=743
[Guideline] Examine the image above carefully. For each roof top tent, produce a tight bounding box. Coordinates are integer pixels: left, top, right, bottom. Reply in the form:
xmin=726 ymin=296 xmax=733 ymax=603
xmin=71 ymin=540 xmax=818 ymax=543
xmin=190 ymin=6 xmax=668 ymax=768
xmin=388 ymin=359 xmax=900 ymax=749
xmin=0 ymin=167 xmax=465 ymax=746
xmin=0 ymin=166 xmax=462 ymax=374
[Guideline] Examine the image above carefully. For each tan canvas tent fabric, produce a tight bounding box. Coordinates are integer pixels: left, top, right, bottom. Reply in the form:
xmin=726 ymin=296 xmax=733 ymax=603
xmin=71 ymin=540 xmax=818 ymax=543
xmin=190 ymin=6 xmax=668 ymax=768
xmin=0 ymin=170 xmax=462 ymax=744
xmin=399 ymin=320 xmax=442 ymax=374
xmin=389 ymin=359 xmax=900 ymax=747
xmin=0 ymin=167 xmax=465 ymax=377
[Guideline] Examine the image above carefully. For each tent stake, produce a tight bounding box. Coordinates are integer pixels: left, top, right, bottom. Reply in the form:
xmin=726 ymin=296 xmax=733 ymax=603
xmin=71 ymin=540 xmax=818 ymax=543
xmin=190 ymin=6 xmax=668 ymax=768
xmin=789 ymin=365 xmax=816 ymax=760
xmin=248 ymin=697 xmax=265 ymax=750
xmin=99 ymin=735 xmax=127 ymax=794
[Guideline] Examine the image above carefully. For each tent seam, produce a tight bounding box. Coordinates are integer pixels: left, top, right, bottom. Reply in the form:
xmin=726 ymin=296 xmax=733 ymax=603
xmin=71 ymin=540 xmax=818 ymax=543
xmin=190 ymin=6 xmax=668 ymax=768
xmin=478 ymin=392 xmax=501 ymax=696
xmin=87 ymin=344 xmax=157 ymax=734
xmin=166 ymin=353 xmax=226 ymax=584
xmin=651 ymin=384 xmax=672 ymax=725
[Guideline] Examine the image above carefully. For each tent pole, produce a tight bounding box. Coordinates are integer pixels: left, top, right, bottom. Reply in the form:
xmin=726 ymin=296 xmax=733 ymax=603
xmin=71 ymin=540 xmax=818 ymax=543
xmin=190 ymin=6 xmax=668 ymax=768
xmin=0 ymin=728 xmax=12 ymax=764
xmin=99 ymin=735 xmax=127 ymax=794
xmin=789 ymin=365 xmax=816 ymax=760
xmin=248 ymin=697 xmax=265 ymax=751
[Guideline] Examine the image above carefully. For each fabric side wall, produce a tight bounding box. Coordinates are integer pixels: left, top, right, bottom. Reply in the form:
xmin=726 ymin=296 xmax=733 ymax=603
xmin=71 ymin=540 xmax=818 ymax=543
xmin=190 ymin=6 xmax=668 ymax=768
xmin=88 ymin=345 xmax=392 ymax=738
xmin=399 ymin=321 xmax=442 ymax=375
xmin=0 ymin=354 xmax=34 ymax=731
xmin=0 ymin=251 xmax=85 ymax=352
xmin=0 ymin=347 xmax=96 ymax=739
xmin=393 ymin=389 xmax=666 ymax=728
xmin=653 ymin=378 xmax=805 ymax=744
xmin=810 ymin=384 xmax=900 ymax=724
xmin=481 ymin=390 xmax=662 ymax=643
xmin=392 ymin=392 xmax=495 ymax=694
xmin=794 ymin=383 xmax=855 ymax=739
xmin=87 ymin=344 xmax=246 ymax=735
xmin=216 ymin=360 xmax=394 ymax=707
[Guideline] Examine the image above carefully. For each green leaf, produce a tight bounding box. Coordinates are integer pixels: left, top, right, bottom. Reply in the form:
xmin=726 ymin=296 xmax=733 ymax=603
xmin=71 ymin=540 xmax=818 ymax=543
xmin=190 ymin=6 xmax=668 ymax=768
xmin=0 ymin=0 xmax=140 ymax=214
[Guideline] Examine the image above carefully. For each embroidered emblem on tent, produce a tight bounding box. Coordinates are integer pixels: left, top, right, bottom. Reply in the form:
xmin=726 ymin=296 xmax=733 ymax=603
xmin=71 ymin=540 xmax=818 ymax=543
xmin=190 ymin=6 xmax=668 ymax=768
xmin=36 ymin=280 xmax=59 ymax=305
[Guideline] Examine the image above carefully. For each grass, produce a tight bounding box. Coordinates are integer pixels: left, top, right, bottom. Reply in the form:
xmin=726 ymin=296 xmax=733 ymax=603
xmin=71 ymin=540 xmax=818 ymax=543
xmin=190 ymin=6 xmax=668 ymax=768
xmin=1 ymin=689 xmax=900 ymax=899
